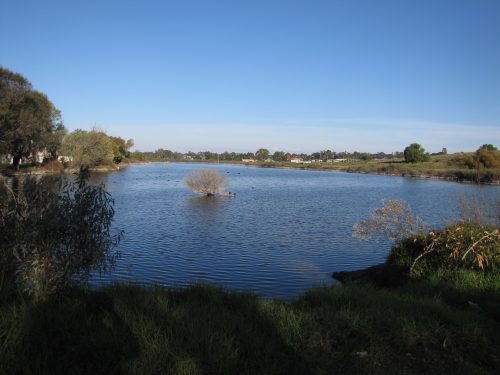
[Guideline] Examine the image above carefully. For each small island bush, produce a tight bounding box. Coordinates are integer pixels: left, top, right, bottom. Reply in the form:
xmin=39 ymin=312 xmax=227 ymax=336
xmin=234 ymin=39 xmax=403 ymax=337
xmin=185 ymin=168 xmax=228 ymax=196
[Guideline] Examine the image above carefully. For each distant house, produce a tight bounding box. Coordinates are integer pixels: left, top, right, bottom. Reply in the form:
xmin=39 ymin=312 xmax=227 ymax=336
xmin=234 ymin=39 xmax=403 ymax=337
xmin=58 ymin=155 xmax=73 ymax=163
xmin=0 ymin=150 xmax=51 ymax=165
xmin=34 ymin=151 xmax=46 ymax=163
xmin=0 ymin=154 xmax=13 ymax=164
xmin=333 ymin=158 xmax=347 ymax=163
xmin=242 ymin=158 xmax=256 ymax=163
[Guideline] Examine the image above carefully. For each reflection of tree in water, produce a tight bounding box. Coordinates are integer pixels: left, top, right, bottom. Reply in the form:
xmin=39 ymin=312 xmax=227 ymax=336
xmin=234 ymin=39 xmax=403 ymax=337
xmin=5 ymin=175 xmax=61 ymax=194
xmin=185 ymin=195 xmax=230 ymax=223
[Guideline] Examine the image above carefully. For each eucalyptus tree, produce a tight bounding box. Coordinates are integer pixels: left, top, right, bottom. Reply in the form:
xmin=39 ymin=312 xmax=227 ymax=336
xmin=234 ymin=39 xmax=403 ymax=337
xmin=0 ymin=67 xmax=65 ymax=170
xmin=62 ymin=129 xmax=115 ymax=167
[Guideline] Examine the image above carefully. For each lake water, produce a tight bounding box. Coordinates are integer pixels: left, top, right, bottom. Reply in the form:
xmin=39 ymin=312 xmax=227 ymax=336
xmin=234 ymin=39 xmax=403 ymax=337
xmin=89 ymin=163 xmax=498 ymax=299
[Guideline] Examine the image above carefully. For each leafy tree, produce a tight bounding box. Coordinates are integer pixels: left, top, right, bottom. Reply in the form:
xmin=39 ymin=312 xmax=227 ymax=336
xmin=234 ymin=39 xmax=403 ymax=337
xmin=403 ymin=143 xmax=431 ymax=163
xmin=320 ymin=150 xmax=333 ymax=161
xmin=62 ymin=129 xmax=114 ymax=167
xmin=0 ymin=67 xmax=66 ymax=170
xmin=109 ymin=136 xmax=134 ymax=163
xmin=0 ymin=168 xmax=122 ymax=299
xmin=185 ymin=168 xmax=228 ymax=196
xmin=478 ymin=144 xmax=497 ymax=151
xmin=130 ymin=150 xmax=147 ymax=162
xmin=272 ymin=151 xmax=287 ymax=162
xmin=255 ymin=148 xmax=270 ymax=161
xmin=473 ymin=146 xmax=500 ymax=169
xmin=155 ymin=148 xmax=175 ymax=160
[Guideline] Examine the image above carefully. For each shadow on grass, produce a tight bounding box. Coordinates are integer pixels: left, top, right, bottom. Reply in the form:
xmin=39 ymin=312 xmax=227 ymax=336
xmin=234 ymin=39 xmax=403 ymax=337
xmin=0 ymin=289 xmax=139 ymax=374
xmin=111 ymin=284 xmax=313 ymax=374
xmin=2 ymin=282 xmax=499 ymax=374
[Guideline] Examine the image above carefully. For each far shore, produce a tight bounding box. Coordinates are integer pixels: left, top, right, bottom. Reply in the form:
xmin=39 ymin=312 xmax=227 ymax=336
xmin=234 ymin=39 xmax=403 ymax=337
xmin=126 ymin=158 xmax=500 ymax=185
xmin=2 ymin=156 xmax=500 ymax=185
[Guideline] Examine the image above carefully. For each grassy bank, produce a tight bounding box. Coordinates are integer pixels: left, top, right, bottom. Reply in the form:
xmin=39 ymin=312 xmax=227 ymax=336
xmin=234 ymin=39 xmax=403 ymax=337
xmin=1 ymin=269 xmax=499 ymax=374
xmin=254 ymin=153 xmax=500 ymax=184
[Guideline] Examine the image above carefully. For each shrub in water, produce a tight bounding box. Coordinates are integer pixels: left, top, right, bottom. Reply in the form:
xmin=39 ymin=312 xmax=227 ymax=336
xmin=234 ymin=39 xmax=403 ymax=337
xmin=185 ymin=168 xmax=228 ymax=196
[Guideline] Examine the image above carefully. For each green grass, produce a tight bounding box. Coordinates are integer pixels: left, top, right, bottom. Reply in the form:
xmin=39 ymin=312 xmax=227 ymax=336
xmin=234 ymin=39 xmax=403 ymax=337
xmin=1 ymin=270 xmax=499 ymax=374
xmin=254 ymin=153 xmax=500 ymax=184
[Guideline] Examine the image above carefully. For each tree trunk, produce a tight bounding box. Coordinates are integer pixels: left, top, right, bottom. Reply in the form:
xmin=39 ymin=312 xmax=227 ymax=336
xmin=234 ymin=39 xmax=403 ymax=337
xmin=13 ymin=155 xmax=21 ymax=171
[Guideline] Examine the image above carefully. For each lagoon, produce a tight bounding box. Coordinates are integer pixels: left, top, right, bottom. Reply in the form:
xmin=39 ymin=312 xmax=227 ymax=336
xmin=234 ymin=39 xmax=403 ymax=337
xmin=91 ymin=163 xmax=498 ymax=299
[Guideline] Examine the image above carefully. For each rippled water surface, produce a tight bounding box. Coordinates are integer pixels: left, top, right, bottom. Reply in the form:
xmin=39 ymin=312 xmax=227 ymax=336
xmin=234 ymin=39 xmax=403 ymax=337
xmin=89 ymin=163 xmax=498 ymax=299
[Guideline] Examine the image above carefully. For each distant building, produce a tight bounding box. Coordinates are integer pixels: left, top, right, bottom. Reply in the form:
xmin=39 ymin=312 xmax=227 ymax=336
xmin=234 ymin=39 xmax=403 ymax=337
xmin=0 ymin=154 xmax=13 ymax=164
xmin=289 ymin=158 xmax=312 ymax=164
xmin=242 ymin=158 xmax=256 ymax=163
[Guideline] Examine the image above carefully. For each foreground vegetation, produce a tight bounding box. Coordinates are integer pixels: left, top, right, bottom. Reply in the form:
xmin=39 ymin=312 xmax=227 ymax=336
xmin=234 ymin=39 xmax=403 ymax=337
xmin=1 ymin=267 xmax=499 ymax=374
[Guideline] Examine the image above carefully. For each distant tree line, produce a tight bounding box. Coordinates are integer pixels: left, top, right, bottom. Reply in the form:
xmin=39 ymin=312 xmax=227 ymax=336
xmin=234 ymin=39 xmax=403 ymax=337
xmin=130 ymin=148 xmax=405 ymax=163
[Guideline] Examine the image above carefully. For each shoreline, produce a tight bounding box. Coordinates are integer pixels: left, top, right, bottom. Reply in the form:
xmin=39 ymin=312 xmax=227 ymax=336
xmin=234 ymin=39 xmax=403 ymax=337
xmin=163 ymin=159 xmax=500 ymax=185
xmin=2 ymin=159 xmax=499 ymax=185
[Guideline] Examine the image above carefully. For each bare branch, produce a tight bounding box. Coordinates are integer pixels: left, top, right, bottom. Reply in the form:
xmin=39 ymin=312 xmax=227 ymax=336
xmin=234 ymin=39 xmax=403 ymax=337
xmin=185 ymin=168 xmax=228 ymax=196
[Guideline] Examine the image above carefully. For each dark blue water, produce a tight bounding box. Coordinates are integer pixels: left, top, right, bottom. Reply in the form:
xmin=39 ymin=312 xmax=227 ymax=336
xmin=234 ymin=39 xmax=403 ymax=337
xmin=91 ymin=163 xmax=498 ymax=299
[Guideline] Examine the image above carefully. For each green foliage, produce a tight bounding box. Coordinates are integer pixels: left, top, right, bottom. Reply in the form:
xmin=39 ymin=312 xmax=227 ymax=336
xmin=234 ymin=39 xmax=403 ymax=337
xmin=355 ymin=199 xmax=500 ymax=276
xmin=403 ymin=143 xmax=431 ymax=163
xmin=62 ymin=129 xmax=115 ymax=167
xmin=0 ymin=67 xmax=66 ymax=169
xmin=392 ymin=223 xmax=500 ymax=276
xmin=474 ymin=149 xmax=500 ymax=169
xmin=272 ymin=150 xmax=288 ymax=162
xmin=129 ymin=150 xmax=148 ymax=162
xmin=463 ymin=146 xmax=500 ymax=170
xmin=109 ymin=136 xmax=134 ymax=163
xmin=255 ymin=148 xmax=270 ymax=161
xmin=478 ymin=144 xmax=497 ymax=151
xmin=0 ymin=169 xmax=122 ymax=299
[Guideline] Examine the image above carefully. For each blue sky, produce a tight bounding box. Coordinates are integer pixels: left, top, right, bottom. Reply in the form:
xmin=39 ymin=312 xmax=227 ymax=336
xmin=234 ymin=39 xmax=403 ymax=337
xmin=1 ymin=0 xmax=499 ymax=153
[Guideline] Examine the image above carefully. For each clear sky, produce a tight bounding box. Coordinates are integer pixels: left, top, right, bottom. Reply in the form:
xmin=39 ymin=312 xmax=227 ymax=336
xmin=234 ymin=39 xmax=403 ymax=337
xmin=1 ymin=0 xmax=499 ymax=153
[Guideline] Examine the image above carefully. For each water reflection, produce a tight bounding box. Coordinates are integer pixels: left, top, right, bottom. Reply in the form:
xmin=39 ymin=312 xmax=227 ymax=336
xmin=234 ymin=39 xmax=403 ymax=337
xmin=184 ymin=195 xmax=231 ymax=220
xmin=3 ymin=174 xmax=62 ymax=193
